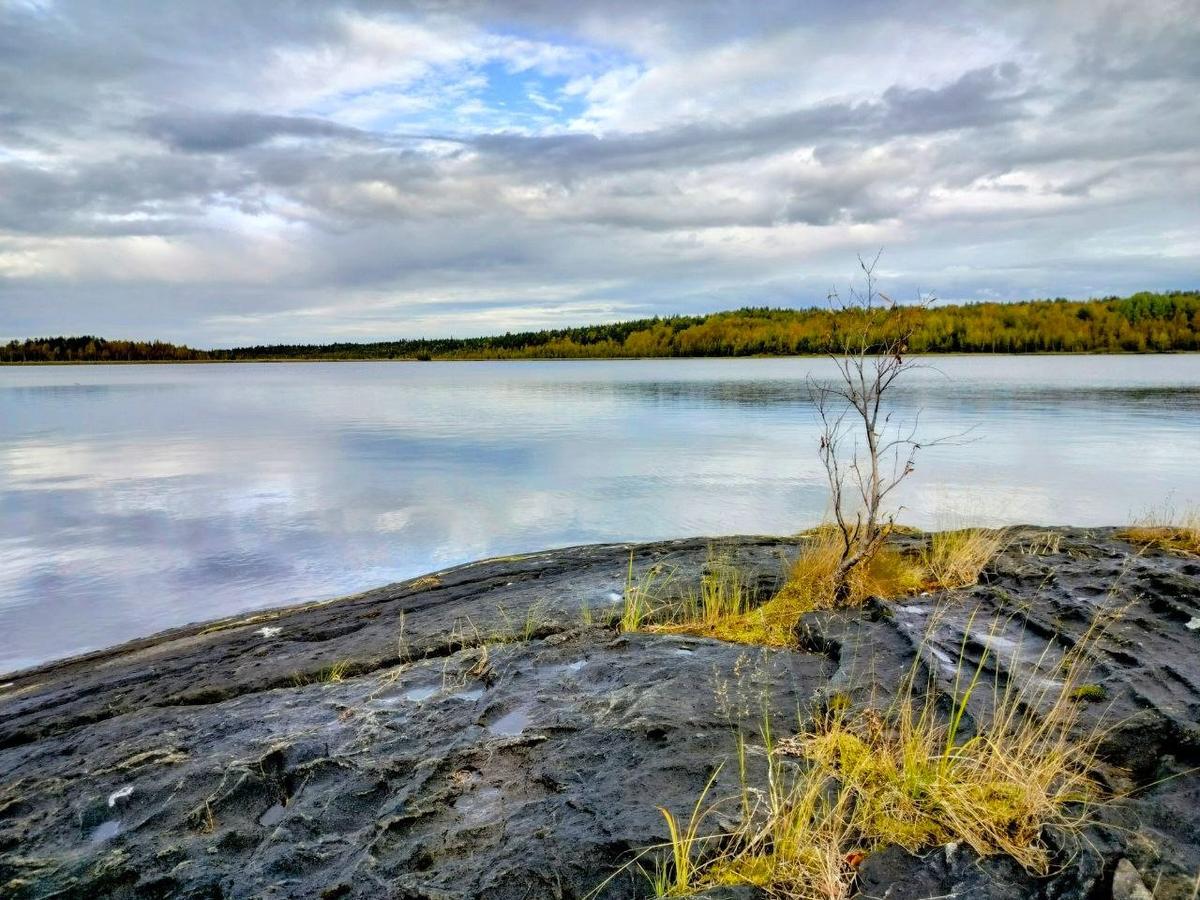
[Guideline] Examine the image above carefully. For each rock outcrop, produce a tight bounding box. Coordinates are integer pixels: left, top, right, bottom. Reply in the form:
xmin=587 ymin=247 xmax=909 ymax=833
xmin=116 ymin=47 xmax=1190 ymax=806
xmin=1 ymin=528 xmax=1197 ymax=898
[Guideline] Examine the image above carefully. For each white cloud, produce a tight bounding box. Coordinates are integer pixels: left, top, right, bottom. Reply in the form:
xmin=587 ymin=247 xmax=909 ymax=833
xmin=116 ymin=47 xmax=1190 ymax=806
xmin=0 ymin=0 xmax=1196 ymax=343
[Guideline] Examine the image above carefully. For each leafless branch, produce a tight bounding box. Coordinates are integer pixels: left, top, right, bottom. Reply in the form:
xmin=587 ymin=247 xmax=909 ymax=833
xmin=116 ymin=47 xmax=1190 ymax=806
xmin=809 ymin=251 xmax=944 ymax=604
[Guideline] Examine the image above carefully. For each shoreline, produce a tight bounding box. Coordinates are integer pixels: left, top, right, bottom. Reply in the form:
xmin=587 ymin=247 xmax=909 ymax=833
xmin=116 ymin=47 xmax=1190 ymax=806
xmin=4 ymin=348 xmax=1200 ymax=366
xmin=0 ymin=521 xmax=1184 ymax=682
xmin=0 ymin=524 xmax=1133 ymax=681
xmin=0 ymin=535 xmax=793 ymax=683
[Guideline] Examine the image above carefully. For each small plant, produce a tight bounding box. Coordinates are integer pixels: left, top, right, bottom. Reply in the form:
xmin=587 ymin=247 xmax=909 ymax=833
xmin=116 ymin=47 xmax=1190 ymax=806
xmin=320 ymin=660 xmax=351 ymax=683
xmin=811 ymin=254 xmax=950 ymax=609
xmin=396 ymin=610 xmax=409 ymax=662
xmin=692 ymin=550 xmax=755 ymax=625
xmin=1069 ymin=683 xmax=1107 ymax=703
xmin=466 ymin=644 xmax=494 ymax=686
xmin=656 ymin=768 xmax=723 ymax=895
xmin=635 ymin=527 xmax=1006 ymax=649
xmin=621 ymin=552 xmax=671 ymax=632
xmin=290 ymin=662 xmax=353 ymax=687
xmin=492 ymin=599 xmax=554 ymax=643
xmin=657 ymin=530 xmax=925 ymax=647
xmin=523 ymin=601 xmax=548 ymax=641
xmin=642 ymin=714 xmax=863 ymax=899
xmin=1019 ymin=530 xmax=1063 ymax=556
xmin=642 ymin=547 xmax=756 ymax=636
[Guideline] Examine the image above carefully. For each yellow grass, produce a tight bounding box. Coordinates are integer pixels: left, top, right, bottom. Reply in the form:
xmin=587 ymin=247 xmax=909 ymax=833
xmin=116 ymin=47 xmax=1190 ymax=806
xmin=788 ymin=683 xmax=1095 ymax=871
xmin=920 ymin=527 xmax=1011 ymax=590
xmin=700 ymin=758 xmax=860 ymax=900
xmin=709 ymin=540 xmax=923 ymax=647
xmin=621 ymin=551 xmax=670 ymax=632
xmin=639 ymin=547 xmax=755 ymax=637
xmin=637 ymin=527 xmax=1007 ymax=649
xmin=653 ymin=768 xmax=724 ymax=895
xmin=645 ymin=615 xmax=1105 ymax=898
xmin=1118 ymin=506 xmax=1200 ymax=555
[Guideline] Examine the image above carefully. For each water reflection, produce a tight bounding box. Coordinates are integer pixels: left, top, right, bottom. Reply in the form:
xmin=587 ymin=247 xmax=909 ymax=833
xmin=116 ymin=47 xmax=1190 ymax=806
xmin=2 ymin=356 xmax=1199 ymax=672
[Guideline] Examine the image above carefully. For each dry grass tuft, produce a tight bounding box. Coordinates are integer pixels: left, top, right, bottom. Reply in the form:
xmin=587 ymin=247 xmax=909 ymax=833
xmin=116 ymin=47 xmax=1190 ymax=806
xmin=1118 ymin=506 xmax=1200 ymax=556
xmin=703 ymin=538 xmax=923 ymax=647
xmin=636 ymin=527 xmax=1006 ymax=649
xmin=640 ymin=615 xmax=1106 ymax=898
xmin=639 ymin=547 xmax=757 ymax=639
xmin=698 ymin=757 xmax=860 ymax=900
xmin=784 ymin=684 xmax=1095 ymax=871
xmin=920 ymin=527 xmax=1011 ymax=590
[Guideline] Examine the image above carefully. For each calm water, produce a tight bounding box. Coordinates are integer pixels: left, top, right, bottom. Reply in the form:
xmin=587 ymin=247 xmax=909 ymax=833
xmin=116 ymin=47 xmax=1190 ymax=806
xmin=3 ymin=356 xmax=1199 ymax=673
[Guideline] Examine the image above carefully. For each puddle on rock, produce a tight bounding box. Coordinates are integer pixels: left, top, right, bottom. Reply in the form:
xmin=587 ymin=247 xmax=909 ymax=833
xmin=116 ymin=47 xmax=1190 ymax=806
xmin=545 ymin=660 xmax=587 ymax=677
xmin=259 ymin=803 xmax=287 ymax=827
xmin=977 ymin=632 xmax=1021 ymax=655
xmin=90 ymin=820 xmax=121 ymax=843
xmin=404 ymin=685 xmax=440 ymax=702
xmin=452 ymin=686 xmax=484 ymax=702
xmin=489 ymin=706 xmax=533 ymax=736
xmin=454 ymin=785 xmax=504 ymax=828
xmin=927 ymin=645 xmax=960 ymax=677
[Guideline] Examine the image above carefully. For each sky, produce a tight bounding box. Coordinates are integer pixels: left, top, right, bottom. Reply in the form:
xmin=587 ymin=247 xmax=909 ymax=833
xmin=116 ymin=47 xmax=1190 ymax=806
xmin=0 ymin=0 xmax=1197 ymax=346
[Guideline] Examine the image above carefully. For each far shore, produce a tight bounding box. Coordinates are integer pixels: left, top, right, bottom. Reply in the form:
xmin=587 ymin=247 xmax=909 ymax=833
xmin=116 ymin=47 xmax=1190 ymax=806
xmin=5 ymin=348 xmax=1200 ymax=366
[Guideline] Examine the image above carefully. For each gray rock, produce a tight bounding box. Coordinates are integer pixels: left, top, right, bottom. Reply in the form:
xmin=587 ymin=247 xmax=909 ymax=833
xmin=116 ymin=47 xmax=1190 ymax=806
xmin=0 ymin=528 xmax=1197 ymax=899
xmin=855 ymin=843 xmax=1039 ymax=899
xmin=1112 ymin=858 xmax=1154 ymax=900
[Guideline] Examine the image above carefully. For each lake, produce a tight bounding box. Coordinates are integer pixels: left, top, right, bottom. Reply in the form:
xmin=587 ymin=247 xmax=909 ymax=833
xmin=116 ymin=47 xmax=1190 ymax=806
xmin=2 ymin=355 xmax=1199 ymax=673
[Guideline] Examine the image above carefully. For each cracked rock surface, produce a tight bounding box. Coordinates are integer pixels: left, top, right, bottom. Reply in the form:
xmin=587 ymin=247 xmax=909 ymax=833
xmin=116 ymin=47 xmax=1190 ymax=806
xmin=1 ymin=529 xmax=1198 ymax=899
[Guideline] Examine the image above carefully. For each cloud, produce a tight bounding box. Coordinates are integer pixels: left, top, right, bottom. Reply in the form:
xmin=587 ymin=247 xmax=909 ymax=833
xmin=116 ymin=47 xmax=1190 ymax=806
xmin=0 ymin=0 xmax=1197 ymax=344
xmin=142 ymin=111 xmax=371 ymax=153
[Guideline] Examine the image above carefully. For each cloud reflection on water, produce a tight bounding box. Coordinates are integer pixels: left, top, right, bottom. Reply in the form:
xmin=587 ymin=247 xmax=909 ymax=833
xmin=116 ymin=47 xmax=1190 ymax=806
xmin=2 ymin=356 xmax=1199 ymax=672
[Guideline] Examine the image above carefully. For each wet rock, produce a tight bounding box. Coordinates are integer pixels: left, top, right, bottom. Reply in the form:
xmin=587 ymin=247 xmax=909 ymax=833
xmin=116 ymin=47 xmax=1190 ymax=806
xmin=0 ymin=528 xmax=1197 ymax=898
xmin=690 ymin=887 xmax=768 ymax=899
xmin=855 ymin=843 xmax=1040 ymax=899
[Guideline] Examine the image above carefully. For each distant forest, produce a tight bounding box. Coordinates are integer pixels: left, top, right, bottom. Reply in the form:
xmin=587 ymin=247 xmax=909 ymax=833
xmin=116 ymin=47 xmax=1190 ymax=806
xmin=4 ymin=291 xmax=1199 ymax=363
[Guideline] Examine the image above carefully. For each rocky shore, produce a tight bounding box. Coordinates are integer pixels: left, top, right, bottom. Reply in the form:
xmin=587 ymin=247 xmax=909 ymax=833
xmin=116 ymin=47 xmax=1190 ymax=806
xmin=1 ymin=528 xmax=1198 ymax=899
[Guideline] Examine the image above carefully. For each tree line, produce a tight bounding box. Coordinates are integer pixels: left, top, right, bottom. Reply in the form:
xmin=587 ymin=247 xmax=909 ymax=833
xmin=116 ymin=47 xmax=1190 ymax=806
xmin=0 ymin=336 xmax=210 ymax=363
xmin=4 ymin=290 xmax=1198 ymax=363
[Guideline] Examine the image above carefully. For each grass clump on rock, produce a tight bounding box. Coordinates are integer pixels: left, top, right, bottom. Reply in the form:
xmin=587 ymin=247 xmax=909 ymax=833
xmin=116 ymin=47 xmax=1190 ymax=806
xmin=1118 ymin=506 xmax=1200 ymax=556
xmin=701 ymin=532 xmax=924 ymax=647
xmin=637 ymin=624 xmax=1104 ymax=899
xmin=633 ymin=526 xmax=1008 ymax=649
